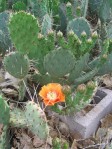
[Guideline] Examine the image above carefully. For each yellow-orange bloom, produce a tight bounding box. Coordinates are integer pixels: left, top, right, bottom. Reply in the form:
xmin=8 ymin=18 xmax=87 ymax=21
xmin=39 ymin=83 xmax=65 ymax=106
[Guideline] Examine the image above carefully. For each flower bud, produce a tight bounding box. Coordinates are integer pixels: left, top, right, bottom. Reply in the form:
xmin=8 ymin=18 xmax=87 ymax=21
xmin=62 ymin=85 xmax=71 ymax=94
xmin=57 ymin=31 xmax=63 ymax=37
xmin=68 ymin=30 xmax=74 ymax=36
xmin=102 ymin=54 xmax=108 ymax=59
xmin=76 ymin=6 xmax=81 ymax=16
xmin=92 ymin=31 xmax=98 ymax=39
xmin=87 ymin=81 xmax=95 ymax=89
xmin=38 ymin=33 xmax=44 ymax=39
xmin=77 ymin=84 xmax=86 ymax=93
xmin=66 ymin=2 xmax=72 ymax=7
xmin=81 ymin=31 xmax=87 ymax=38
xmin=87 ymin=38 xmax=92 ymax=44
xmin=48 ymin=30 xmax=54 ymax=36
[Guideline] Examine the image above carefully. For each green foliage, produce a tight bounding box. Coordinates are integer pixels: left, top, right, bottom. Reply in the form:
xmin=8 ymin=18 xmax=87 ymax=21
xmin=4 ymin=52 xmax=29 ymax=79
xmin=0 ymin=11 xmax=12 ymax=55
xmin=12 ymin=1 xmax=27 ymax=11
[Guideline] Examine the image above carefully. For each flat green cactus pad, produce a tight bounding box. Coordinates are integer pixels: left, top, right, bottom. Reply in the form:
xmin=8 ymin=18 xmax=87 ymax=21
xmin=25 ymin=101 xmax=49 ymax=140
xmin=0 ymin=95 xmax=9 ymax=125
xmin=67 ymin=17 xmax=91 ymax=38
xmin=44 ymin=49 xmax=75 ymax=77
xmin=4 ymin=52 xmax=29 ymax=79
xmin=0 ymin=11 xmax=12 ymax=55
xmin=9 ymin=11 xmax=39 ymax=54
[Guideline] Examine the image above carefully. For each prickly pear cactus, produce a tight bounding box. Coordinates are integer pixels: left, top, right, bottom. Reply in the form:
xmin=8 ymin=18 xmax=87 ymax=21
xmin=68 ymin=53 xmax=90 ymax=83
xmin=0 ymin=95 xmax=10 ymax=125
xmin=67 ymin=17 xmax=91 ymax=38
xmin=12 ymin=1 xmax=27 ymax=11
xmin=41 ymin=14 xmax=52 ymax=35
xmin=0 ymin=0 xmax=6 ymax=12
xmin=59 ymin=3 xmax=67 ymax=33
xmin=106 ymin=21 xmax=112 ymax=39
xmin=10 ymin=108 xmax=26 ymax=127
xmin=25 ymin=101 xmax=49 ymax=140
xmin=0 ymin=125 xmax=10 ymax=149
xmin=18 ymin=79 xmax=27 ymax=101
xmin=0 ymin=11 xmax=12 ymax=55
xmin=73 ymin=81 xmax=96 ymax=112
xmin=10 ymin=102 xmax=49 ymax=140
xmin=99 ymin=0 xmax=112 ymax=23
xmin=27 ymin=0 xmax=48 ymax=21
xmin=98 ymin=52 xmax=112 ymax=75
xmin=73 ymin=0 xmax=88 ymax=18
xmin=9 ymin=11 xmax=39 ymax=54
xmin=4 ymin=52 xmax=29 ymax=79
xmin=89 ymin=0 xmax=112 ymax=23
xmin=44 ymin=49 xmax=75 ymax=77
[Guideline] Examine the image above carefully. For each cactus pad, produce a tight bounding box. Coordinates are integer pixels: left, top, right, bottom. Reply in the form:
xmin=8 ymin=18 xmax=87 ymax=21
xmin=0 ymin=95 xmax=9 ymax=125
xmin=9 ymin=11 xmax=39 ymax=54
xmin=10 ymin=108 xmax=26 ymax=127
xmin=25 ymin=101 xmax=49 ymax=140
xmin=44 ymin=49 xmax=75 ymax=77
xmin=68 ymin=53 xmax=90 ymax=83
xmin=27 ymin=0 xmax=48 ymax=21
xmin=4 ymin=52 xmax=29 ymax=79
xmin=0 ymin=11 xmax=12 ymax=55
xmin=0 ymin=125 xmax=9 ymax=149
xmin=41 ymin=14 xmax=52 ymax=35
xmin=67 ymin=17 xmax=91 ymax=38
xmin=106 ymin=21 xmax=112 ymax=39
xmin=12 ymin=1 xmax=26 ymax=11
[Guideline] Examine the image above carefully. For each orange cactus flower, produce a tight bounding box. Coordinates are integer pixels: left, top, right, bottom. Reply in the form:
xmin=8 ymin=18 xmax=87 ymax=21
xmin=39 ymin=83 xmax=65 ymax=106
